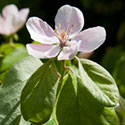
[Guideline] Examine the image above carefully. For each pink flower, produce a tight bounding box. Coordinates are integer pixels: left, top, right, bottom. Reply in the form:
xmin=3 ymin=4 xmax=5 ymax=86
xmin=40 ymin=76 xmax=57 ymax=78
xmin=26 ymin=5 xmax=106 ymax=60
xmin=0 ymin=4 xmax=29 ymax=35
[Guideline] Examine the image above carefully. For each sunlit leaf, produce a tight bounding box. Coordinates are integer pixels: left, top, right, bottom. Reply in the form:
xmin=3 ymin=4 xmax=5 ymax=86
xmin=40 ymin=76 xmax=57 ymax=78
xmin=78 ymin=58 xmax=119 ymax=106
xmin=21 ymin=61 xmax=59 ymax=124
xmin=56 ymin=71 xmax=120 ymax=125
xmin=115 ymin=96 xmax=125 ymax=124
xmin=0 ymin=56 xmax=42 ymax=125
xmin=0 ymin=47 xmax=29 ymax=73
xmin=0 ymin=43 xmax=24 ymax=56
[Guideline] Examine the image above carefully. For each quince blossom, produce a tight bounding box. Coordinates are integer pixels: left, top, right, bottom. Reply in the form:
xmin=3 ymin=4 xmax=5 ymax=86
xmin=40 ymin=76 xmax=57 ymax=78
xmin=0 ymin=4 xmax=29 ymax=35
xmin=26 ymin=5 xmax=106 ymax=60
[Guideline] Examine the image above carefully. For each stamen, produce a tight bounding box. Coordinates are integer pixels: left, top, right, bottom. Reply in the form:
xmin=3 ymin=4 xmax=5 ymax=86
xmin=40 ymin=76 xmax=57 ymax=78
xmin=62 ymin=27 xmax=65 ymax=32
xmin=60 ymin=27 xmax=65 ymax=32
xmin=68 ymin=24 xmax=74 ymax=36
xmin=66 ymin=22 xmax=70 ymax=25
xmin=54 ymin=28 xmax=61 ymax=40
xmin=54 ymin=22 xmax=74 ymax=47
xmin=66 ymin=21 xmax=70 ymax=33
xmin=58 ymin=23 xmax=61 ymax=28
xmin=54 ymin=28 xmax=57 ymax=33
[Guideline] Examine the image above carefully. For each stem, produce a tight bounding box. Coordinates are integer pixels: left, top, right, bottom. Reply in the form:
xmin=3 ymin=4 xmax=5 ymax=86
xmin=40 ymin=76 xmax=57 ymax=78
xmin=75 ymin=56 xmax=79 ymax=61
xmin=64 ymin=60 xmax=76 ymax=74
xmin=64 ymin=65 xmax=75 ymax=74
xmin=64 ymin=59 xmax=71 ymax=66
xmin=3 ymin=34 xmax=15 ymax=48
xmin=9 ymin=37 xmax=15 ymax=48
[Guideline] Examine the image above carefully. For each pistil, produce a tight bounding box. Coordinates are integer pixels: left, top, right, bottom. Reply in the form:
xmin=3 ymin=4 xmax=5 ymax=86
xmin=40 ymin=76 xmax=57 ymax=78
xmin=54 ymin=22 xmax=74 ymax=48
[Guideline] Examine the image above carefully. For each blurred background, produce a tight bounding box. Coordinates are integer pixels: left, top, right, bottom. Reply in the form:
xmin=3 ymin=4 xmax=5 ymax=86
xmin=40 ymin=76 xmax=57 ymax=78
xmin=0 ymin=0 xmax=125 ymax=97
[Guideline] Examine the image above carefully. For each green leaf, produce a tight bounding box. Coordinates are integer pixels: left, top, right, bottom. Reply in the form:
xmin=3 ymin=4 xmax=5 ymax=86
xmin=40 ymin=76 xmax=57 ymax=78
xmin=56 ymin=73 xmax=81 ymax=125
xmin=0 ymin=43 xmax=24 ymax=56
xmin=9 ymin=114 xmax=21 ymax=125
xmin=9 ymin=115 xmax=31 ymax=125
xmin=54 ymin=60 xmax=64 ymax=75
xmin=56 ymin=72 xmax=120 ymax=125
xmin=19 ymin=116 xmax=31 ymax=125
xmin=101 ymin=46 xmax=125 ymax=73
xmin=0 ymin=71 xmax=7 ymax=84
xmin=115 ymin=96 xmax=125 ymax=124
xmin=43 ymin=116 xmax=56 ymax=125
xmin=0 ymin=47 xmax=29 ymax=73
xmin=113 ymin=56 xmax=125 ymax=98
xmin=78 ymin=58 xmax=119 ymax=106
xmin=100 ymin=107 xmax=120 ymax=125
xmin=21 ymin=61 xmax=59 ymax=124
xmin=0 ymin=56 xmax=42 ymax=125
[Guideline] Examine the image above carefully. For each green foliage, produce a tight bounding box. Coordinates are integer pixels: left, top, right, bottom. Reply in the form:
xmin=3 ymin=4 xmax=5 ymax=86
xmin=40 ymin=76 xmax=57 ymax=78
xmin=0 ymin=43 xmax=29 ymax=84
xmin=0 ymin=55 xmax=121 ymax=125
xmin=78 ymin=58 xmax=119 ymax=106
xmin=115 ymin=96 xmax=125 ymax=125
xmin=102 ymin=46 xmax=125 ymax=73
xmin=55 ymin=58 xmax=120 ymax=125
xmin=102 ymin=46 xmax=125 ymax=98
xmin=43 ymin=117 xmax=56 ymax=125
xmin=0 ymin=47 xmax=28 ymax=72
xmin=21 ymin=60 xmax=59 ymax=124
xmin=0 ymin=43 xmax=24 ymax=56
xmin=113 ymin=57 xmax=125 ymax=98
xmin=0 ymin=56 xmax=42 ymax=125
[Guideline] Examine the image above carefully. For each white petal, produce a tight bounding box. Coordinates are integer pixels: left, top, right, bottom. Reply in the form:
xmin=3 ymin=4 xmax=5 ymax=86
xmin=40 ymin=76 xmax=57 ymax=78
xmin=58 ymin=42 xmax=78 ymax=60
xmin=8 ymin=8 xmax=30 ymax=34
xmin=2 ymin=4 xmax=18 ymax=18
xmin=16 ymin=8 xmax=29 ymax=29
xmin=19 ymin=8 xmax=29 ymax=21
xmin=26 ymin=43 xmax=60 ymax=59
xmin=0 ymin=16 xmax=6 ymax=34
xmin=0 ymin=4 xmax=19 ymax=35
xmin=55 ymin=5 xmax=84 ymax=37
xmin=0 ymin=5 xmax=29 ymax=35
xmin=73 ymin=26 xmax=106 ymax=52
xmin=26 ymin=17 xmax=59 ymax=44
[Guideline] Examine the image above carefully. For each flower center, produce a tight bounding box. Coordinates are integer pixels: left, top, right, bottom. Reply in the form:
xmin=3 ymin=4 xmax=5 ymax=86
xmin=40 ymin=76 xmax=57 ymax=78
xmin=55 ymin=22 xmax=73 ymax=47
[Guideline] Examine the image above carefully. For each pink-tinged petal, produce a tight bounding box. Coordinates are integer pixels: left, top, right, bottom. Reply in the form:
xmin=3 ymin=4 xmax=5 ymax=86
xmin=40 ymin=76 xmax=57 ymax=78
xmin=18 ymin=8 xmax=29 ymax=27
xmin=0 ymin=4 xmax=19 ymax=35
xmin=9 ymin=8 xmax=30 ymax=33
xmin=0 ymin=5 xmax=29 ymax=35
xmin=26 ymin=17 xmax=59 ymax=44
xmin=26 ymin=43 xmax=60 ymax=59
xmin=73 ymin=26 xmax=106 ymax=52
xmin=19 ymin=8 xmax=29 ymax=20
xmin=0 ymin=16 xmax=6 ymax=34
xmin=0 ymin=15 xmax=15 ymax=35
xmin=58 ymin=42 xmax=78 ymax=60
xmin=2 ymin=4 xmax=18 ymax=18
xmin=55 ymin=5 xmax=84 ymax=37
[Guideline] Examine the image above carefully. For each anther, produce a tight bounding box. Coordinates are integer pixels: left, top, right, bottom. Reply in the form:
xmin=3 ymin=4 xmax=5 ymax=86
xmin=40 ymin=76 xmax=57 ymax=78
xmin=58 ymin=23 xmax=61 ymax=28
xmin=66 ymin=22 xmax=70 ymax=25
xmin=54 ymin=28 xmax=57 ymax=33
